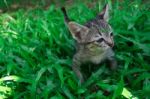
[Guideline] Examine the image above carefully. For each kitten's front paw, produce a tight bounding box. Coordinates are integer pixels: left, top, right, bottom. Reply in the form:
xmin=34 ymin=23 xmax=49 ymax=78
xmin=110 ymin=60 xmax=117 ymax=70
xmin=78 ymin=78 xmax=84 ymax=85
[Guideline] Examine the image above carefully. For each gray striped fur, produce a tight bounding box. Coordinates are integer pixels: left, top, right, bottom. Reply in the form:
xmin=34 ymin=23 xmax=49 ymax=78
xmin=61 ymin=4 xmax=117 ymax=83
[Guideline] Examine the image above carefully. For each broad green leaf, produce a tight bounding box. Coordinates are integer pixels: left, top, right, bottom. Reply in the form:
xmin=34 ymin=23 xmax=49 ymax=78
xmin=54 ymin=64 xmax=64 ymax=87
xmin=112 ymin=77 xmax=124 ymax=99
xmin=122 ymin=88 xmax=138 ymax=99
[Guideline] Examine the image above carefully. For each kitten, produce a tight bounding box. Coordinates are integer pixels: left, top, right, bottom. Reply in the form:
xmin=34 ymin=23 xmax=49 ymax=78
xmin=61 ymin=5 xmax=117 ymax=83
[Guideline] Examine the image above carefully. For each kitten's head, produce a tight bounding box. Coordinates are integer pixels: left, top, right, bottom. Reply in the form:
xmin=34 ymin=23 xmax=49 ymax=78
xmin=68 ymin=5 xmax=114 ymax=51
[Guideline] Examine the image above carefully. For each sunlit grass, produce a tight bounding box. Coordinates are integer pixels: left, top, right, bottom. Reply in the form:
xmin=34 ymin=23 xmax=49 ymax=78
xmin=0 ymin=0 xmax=150 ymax=98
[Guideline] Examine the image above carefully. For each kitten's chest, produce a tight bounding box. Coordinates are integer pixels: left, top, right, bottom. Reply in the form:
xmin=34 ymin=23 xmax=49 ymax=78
xmin=90 ymin=51 xmax=107 ymax=64
xmin=81 ymin=48 xmax=113 ymax=64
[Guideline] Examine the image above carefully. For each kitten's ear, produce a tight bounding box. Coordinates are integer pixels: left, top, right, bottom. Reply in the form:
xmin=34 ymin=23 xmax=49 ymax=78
xmin=68 ymin=22 xmax=89 ymax=42
xmin=99 ymin=4 xmax=110 ymax=22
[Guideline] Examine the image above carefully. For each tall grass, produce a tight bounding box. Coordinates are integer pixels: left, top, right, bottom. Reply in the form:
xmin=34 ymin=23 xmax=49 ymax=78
xmin=0 ymin=0 xmax=150 ymax=98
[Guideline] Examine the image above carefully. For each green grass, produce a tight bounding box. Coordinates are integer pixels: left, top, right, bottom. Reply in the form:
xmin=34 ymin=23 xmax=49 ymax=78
xmin=0 ymin=0 xmax=150 ymax=99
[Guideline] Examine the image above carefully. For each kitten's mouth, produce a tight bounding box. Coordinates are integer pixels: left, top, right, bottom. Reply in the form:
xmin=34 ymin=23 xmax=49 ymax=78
xmin=107 ymin=42 xmax=114 ymax=48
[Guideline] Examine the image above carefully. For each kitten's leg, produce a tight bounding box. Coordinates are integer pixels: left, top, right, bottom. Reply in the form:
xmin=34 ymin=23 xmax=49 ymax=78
xmin=106 ymin=49 xmax=117 ymax=70
xmin=72 ymin=56 xmax=84 ymax=84
xmin=108 ymin=56 xmax=117 ymax=70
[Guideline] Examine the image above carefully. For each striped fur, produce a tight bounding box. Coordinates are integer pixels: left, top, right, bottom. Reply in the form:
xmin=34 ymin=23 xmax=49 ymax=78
xmin=61 ymin=5 xmax=117 ymax=83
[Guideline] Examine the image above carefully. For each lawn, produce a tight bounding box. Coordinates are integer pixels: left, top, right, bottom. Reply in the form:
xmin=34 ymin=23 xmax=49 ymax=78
xmin=0 ymin=0 xmax=150 ymax=99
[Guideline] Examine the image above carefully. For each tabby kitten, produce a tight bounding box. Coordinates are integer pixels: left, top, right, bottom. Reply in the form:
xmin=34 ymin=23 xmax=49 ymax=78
xmin=61 ymin=5 xmax=117 ymax=83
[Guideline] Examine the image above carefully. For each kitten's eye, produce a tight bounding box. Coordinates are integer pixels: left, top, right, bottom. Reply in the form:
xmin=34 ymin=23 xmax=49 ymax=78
xmin=96 ymin=38 xmax=104 ymax=43
xmin=110 ymin=32 xmax=113 ymax=36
